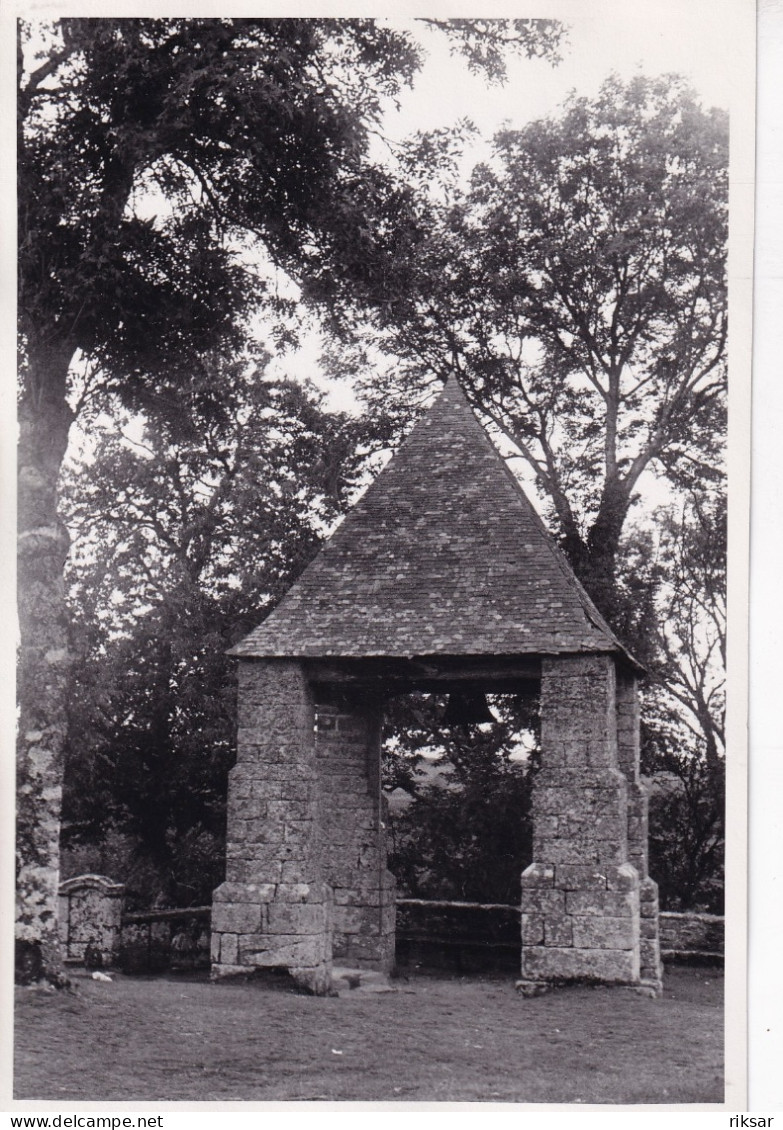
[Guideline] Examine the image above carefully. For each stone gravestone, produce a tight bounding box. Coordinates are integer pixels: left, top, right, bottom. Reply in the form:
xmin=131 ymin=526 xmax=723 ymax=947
xmin=58 ymin=874 xmax=125 ymax=967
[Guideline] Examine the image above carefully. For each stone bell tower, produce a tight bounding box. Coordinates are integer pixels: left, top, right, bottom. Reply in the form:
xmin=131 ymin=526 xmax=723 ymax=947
xmin=212 ymin=379 xmax=662 ymax=996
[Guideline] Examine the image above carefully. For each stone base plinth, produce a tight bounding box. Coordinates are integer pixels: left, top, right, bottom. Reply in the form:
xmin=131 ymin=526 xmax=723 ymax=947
xmin=639 ymin=876 xmax=663 ymax=992
xmin=332 ymin=870 xmax=396 ymax=971
xmin=520 ymin=860 xmax=642 ymax=987
xmin=211 ymin=878 xmax=333 ymax=994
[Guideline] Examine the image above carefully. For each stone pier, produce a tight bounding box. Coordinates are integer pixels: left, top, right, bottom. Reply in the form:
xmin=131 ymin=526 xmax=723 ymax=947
xmin=616 ymin=668 xmax=664 ymax=989
xmin=315 ymin=697 xmax=396 ymax=971
xmin=518 ymin=655 xmax=661 ymax=994
xmin=211 ymin=659 xmax=333 ymax=994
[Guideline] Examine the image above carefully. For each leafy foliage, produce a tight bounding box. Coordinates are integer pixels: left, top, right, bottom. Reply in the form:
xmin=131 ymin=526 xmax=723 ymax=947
xmin=620 ymin=492 xmax=727 ymax=912
xmin=418 ymin=19 xmax=565 ymax=81
xmin=61 ymin=362 xmax=363 ymax=905
xmin=383 ymin=694 xmax=539 ymax=905
xmin=641 ymin=699 xmax=725 ymax=914
xmin=336 ymin=74 xmax=728 ymax=620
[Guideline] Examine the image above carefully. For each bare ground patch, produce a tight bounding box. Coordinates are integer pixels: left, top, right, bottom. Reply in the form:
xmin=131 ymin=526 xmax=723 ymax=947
xmin=14 ymin=965 xmax=723 ymax=1104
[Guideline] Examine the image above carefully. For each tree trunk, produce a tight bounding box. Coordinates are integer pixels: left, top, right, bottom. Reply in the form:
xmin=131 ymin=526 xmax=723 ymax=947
xmin=582 ymin=480 xmax=632 ymax=624
xmin=16 ymin=340 xmax=75 ymax=983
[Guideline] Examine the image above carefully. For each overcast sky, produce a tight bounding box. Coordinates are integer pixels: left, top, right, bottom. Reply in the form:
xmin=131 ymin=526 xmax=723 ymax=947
xmin=387 ymin=4 xmax=736 ymax=141
xmin=284 ymin=1 xmax=752 ymax=411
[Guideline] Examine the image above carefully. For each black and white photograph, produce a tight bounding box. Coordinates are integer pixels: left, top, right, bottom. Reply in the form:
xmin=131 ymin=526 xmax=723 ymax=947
xmin=6 ymin=0 xmax=761 ymax=1113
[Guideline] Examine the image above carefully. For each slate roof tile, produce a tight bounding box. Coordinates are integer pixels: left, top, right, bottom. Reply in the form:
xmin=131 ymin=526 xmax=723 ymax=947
xmin=231 ymin=380 xmax=630 ymax=662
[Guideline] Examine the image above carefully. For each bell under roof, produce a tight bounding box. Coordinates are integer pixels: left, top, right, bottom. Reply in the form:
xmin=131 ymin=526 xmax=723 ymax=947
xmin=230 ymin=379 xmax=631 ymax=663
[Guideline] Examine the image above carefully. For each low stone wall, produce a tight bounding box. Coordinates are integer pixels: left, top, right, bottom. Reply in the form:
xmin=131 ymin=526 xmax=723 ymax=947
xmin=396 ymin=900 xmax=723 ymax=971
xmin=59 ymin=876 xmax=723 ymax=974
xmin=396 ymin=899 xmax=521 ymax=974
xmin=58 ymin=875 xmax=210 ymax=973
xmin=119 ymin=909 xmax=211 ymax=973
xmin=659 ymin=911 xmax=724 ymax=962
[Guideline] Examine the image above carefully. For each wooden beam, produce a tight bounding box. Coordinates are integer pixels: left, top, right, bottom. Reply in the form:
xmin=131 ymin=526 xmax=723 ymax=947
xmin=304 ymin=655 xmax=541 ymax=693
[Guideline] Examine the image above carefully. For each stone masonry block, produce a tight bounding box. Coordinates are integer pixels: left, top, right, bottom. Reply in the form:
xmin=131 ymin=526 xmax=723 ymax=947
xmin=640 ymin=938 xmax=663 ymax=977
xmin=520 ymin=889 xmax=566 ymax=915
xmin=334 ymin=904 xmax=385 ymax=937
xmin=553 ymin=815 xmax=622 ymax=842
xmin=533 ymin=788 xmax=569 ymax=816
xmin=628 ymin=816 xmax=644 ymax=837
xmin=536 ymin=839 xmax=600 ymax=865
xmin=244 ymin=936 xmax=329 ymax=968
xmin=267 ymin=800 xmax=313 ymax=823
xmin=586 ymin=741 xmax=615 ymax=769
xmin=536 ymin=768 xmax=627 ymax=791
xmin=539 ymin=743 xmax=567 ymax=767
xmin=266 ymin=902 xmax=328 ymax=936
xmin=242 ymin=818 xmax=285 ymax=843
xmin=289 ymin=964 xmax=334 ymax=996
xmin=566 ymin=889 xmax=638 ymax=917
xmin=280 ymin=860 xmax=311 ymax=884
xmin=227 ymin=767 xmax=255 ymax=799
xmin=212 ymin=963 xmax=249 ymax=979
xmin=571 ymin=915 xmax=639 ymax=950
xmin=343 ymin=934 xmax=394 ymax=967
xmin=522 ymin=945 xmax=638 ymax=984
xmin=534 ymin=816 xmax=560 ymax=838
xmin=281 ymin=782 xmax=322 ymax=804
xmin=521 ymin=914 xmax=544 ymax=945
xmin=597 ymin=841 xmax=626 ymax=866
xmin=639 ymin=876 xmax=660 ymax=907
xmin=236 ymin=714 xmax=313 ymax=746
xmin=358 ymin=844 xmax=384 ymax=869
xmin=555 ymin=865 xmax=609 ymax=890
xmin=284 ymin=821 xmax=317 ymax=845
xmin=321 ymin=822 xmax=363 ymax=849
xmin=213 ymin=881 xmax=276 ymax=904
xmin=248 ymin=842 xmax=308 ymax=864
xmin=519 ymin=863 xmax=555 ymax=890
xmin=219 ymin=933 xmax=238 ymax=965
xmin=605 ymin=863 xmax=639 ymax=891
xmin=615 ymin=671 xmax=641 ymax=783
xmin=628 ymin=779 xmax=651 ymax=809
xmin=228 ymin=797 xmax=268 ymax=823
xmin=212 ymin=902 xmax=263 ymax=935
xmin=544 ymin=914 xmax=574 ymax=947
xmin=275 ymin=883 xmax=313 ymax=903
xmin=380 ymin=902 xmax=397 ymax=935
xmin=237 ymin=657 xmax=311 ymax=704
xmin=640 ymin=916 xmax=658 ymax=939
xmin=332 ymin=885 xmax=387 ymax=908
xmin=542 ymin=654 xmax=614 ymax=681
xmin=249 ymin=780 xmax=284 ymax=800
xmin=225 ymin=858 xmax=275 ymax=884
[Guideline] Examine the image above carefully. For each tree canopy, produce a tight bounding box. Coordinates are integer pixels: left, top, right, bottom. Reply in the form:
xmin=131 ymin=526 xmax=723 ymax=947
xmin=61 ymin=361 xmax=362 ymax=905
xmin=338 ymin=74 xmax=728 ymax=619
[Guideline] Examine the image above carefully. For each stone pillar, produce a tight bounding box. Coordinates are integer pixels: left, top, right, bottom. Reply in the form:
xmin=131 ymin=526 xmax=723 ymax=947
xmin=616 ymin=669 xmax=663 ymax=991
xmin=315 ymin=697 xmax=396 ymax=971
xmin=519 ymin=655 xmax=643 ymax=992
xmin=211 ymin=659 xmax=332 ymax=994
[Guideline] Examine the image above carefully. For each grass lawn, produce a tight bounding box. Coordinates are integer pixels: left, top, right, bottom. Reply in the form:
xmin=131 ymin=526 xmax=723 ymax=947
xmin=14 ymin=965 xmax=723 ymax=1104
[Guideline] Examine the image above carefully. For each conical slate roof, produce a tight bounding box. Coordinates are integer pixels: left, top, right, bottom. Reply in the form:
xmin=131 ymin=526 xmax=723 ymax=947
xmin=231 ymin=380 xmax=628 ymax=661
